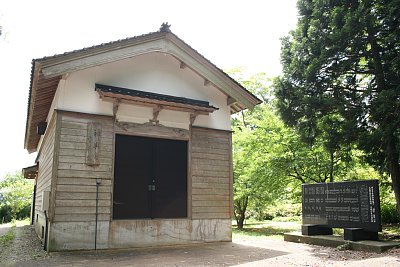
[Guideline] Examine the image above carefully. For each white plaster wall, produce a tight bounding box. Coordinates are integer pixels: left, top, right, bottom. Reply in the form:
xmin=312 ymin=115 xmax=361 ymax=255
xmin=55 ymin=52 xmax=231 ymax=130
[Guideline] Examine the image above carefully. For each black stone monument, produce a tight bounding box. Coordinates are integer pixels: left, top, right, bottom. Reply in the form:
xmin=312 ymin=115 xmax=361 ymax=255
xmin=302 ymin=180 xmax=381 ymax=241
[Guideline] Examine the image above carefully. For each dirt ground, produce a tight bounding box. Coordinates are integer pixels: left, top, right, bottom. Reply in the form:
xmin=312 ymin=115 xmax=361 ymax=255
xmin=1 ymin=225 xmax=400 ymax=267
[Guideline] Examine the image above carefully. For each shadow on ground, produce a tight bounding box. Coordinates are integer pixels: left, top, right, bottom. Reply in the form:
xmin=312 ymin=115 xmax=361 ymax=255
xmin=18 ymin=242 xmax=288 ymax=267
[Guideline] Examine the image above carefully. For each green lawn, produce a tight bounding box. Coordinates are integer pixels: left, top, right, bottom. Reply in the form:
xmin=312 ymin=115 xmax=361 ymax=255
xmin=381 ymin=223 xmax=400 ymax=241
xmin=232 ymin=220 xmax=301 ymax=240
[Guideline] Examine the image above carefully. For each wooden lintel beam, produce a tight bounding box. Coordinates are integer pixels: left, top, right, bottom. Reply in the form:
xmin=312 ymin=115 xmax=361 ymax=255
xmin=150 ymin=105 xmax=163 ymax=124
xmin=97 ymin=90 xmax=217 ymax=114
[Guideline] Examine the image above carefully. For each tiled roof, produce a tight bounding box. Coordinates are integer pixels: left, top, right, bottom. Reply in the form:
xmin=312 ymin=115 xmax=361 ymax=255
xmin=95 ymin=84 xmax=218 ymax=110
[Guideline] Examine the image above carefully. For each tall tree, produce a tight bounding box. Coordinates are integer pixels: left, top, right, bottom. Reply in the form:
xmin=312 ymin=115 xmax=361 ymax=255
xmin=231 ymin=71 xmax=357 ymax=228
xmin=0 ymin=172 xmax=33 ymax=222
xmin=274 ymin=0 xmax=400 ymax=213
xmin=231 ymin=71 xmax=279 ymax=228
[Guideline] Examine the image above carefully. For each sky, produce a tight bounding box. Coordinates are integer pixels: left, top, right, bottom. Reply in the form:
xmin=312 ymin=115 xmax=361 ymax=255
xmin=0 ymin=0 xmax=298 ymax=179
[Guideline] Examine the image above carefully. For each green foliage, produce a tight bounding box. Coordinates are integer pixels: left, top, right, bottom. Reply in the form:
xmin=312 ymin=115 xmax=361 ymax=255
xmin=231 ymin=72 xmax=281 ymax=228
xmin=0 ymin=205 xmax=12 ymax=224
xmin=336 ymin=242 xmax=351 ymax=251
xmin=267 ymin=203 xmax=302 ymax=220
xmin=231 ymin=70 xmax=389 ymax=225
xmin=381 ymin=203 xmax=400 ymax=224
xmin=0 ymin=172 xmax=33 ymax=223
xmin=274 ymin=0 xmax=400 ymax=214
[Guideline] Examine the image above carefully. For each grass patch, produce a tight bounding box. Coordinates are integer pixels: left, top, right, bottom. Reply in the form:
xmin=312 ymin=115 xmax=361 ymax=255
xmin=271 ymin=216 xmax=301 ymax=222
xmin=233 ymin=220 xmax=301 ymax=240
xmin=232 ymin=220 xmax=400 ymax=242
xmin=381 ymin=223 xmax=400 ymax=241
xmin=0 ymin=227 xmax=15 ymax=247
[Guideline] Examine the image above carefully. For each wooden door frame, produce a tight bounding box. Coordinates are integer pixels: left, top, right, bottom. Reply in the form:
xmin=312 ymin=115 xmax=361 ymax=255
xmin=111 ymin=120 xmax=191 ymax=221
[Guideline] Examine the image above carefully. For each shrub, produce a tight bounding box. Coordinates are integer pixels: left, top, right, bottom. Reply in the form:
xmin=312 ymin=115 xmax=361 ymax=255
xmin=0 ymin=205 xmax=12 ymax=224
xmin=271 ymin=216 xmax=301 ymax=222
xmin=381 ymin=203 xmax=400 ymax=224
xmin=265 ymin=202 xmax=301 ymax=220
xmin=0 ymin=172 xmax=33 ymax=224
xmin=16 ymin=204 xmax=31 ymax=220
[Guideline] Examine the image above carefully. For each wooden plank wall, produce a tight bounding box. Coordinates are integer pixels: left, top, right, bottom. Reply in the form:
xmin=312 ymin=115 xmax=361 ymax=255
xmin=35 ymin=114 xmax=56 ymax=214
xmin=191 ymin=127 xmax=232 ymax=219
xmin=54 ymin=111 xmax=114 ymax=222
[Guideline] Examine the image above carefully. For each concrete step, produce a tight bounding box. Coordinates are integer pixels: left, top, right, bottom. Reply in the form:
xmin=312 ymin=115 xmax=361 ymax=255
xmin=284 ymin=232 xmax=400 ymax=253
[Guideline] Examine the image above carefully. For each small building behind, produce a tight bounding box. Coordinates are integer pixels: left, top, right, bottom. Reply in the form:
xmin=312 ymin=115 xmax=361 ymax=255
xmin=23 ymin=24 xmax=261 ymax=251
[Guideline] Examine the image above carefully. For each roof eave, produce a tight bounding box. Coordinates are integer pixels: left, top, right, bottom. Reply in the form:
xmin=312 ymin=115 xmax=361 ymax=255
xmin=24 ymin=61 xmax=40 ymax=152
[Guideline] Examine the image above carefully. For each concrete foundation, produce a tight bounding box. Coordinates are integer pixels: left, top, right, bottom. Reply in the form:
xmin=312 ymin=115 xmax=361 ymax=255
xmin=48 ymin=219 xmax=232 ymax=251
xmin=34 ymin=211 xmax=47 ymax=242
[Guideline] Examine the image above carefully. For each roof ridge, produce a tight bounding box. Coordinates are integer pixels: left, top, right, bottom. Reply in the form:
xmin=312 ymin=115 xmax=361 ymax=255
xmin=34 ymin=30 xmax=163 ymax=62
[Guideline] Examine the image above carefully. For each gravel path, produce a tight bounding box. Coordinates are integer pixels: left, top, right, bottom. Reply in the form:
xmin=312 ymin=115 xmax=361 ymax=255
xmin=0 ymin=225 xmax=48 ymax=266
xmin=1 ymin=225 xmax=400 ymax=266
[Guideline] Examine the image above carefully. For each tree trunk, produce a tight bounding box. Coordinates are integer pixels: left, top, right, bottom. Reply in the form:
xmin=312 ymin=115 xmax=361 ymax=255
xmin=366 ymin=20 xmax=400 ymax=215
xmin=237 ymin=213 xmax=245 ymax=229
xmin=386 ymin=135 xmax=400 ymax=216
xmin=236 ymin=196 xmax=248 ymax=230
xmin=329 ymin=150 xmax=334 ymax=183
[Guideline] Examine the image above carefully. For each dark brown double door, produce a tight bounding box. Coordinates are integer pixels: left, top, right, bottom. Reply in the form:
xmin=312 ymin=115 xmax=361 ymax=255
xmin=113 ymin=134 xmax=188 ymax=219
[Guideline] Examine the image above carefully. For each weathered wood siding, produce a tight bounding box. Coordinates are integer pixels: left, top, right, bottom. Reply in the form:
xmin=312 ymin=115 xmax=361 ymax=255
xmin=35 ymin=113 xmax=56 ymax=214
xmin=54 ymin=111 xmax=113 ymax=222
xmin=190 ymin=127 xmax=232 ymax=219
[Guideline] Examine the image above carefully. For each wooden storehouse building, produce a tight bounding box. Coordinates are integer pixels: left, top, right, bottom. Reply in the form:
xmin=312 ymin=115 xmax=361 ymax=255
xmin=23 ymin=24 xmax=261 ymax=251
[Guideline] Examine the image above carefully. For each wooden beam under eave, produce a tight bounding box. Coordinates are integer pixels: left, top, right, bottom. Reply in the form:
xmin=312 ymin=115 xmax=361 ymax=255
xmin=113 ymin=99 xmax=121 ymax=117
xmin=227 ymin=97 xmax=237 ymax=106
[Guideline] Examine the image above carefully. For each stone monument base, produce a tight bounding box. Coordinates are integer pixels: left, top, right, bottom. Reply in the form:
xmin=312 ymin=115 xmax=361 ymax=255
xmin=344 ymin=228 xmax=379 ymax=241
xmin=302 ymin=224 xmax=333 ymax=236
xmin=284 ymin=232 xmax=399 ymax=253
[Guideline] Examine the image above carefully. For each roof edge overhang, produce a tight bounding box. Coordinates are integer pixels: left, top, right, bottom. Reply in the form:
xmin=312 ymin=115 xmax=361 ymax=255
xmin=24 ymin=60 xmax=62 ymax=152
xmin=22 ymin=164 xmax=38 ymax=179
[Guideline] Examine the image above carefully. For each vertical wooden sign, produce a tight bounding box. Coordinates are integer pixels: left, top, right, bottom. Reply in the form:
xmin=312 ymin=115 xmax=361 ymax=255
xmin=86 ymin=122 xmax=101 ymax=166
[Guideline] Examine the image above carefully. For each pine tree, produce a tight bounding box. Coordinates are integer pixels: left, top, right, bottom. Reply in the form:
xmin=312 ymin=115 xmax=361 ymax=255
xmin=274 ymin=0 xmax=400 ymax=214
